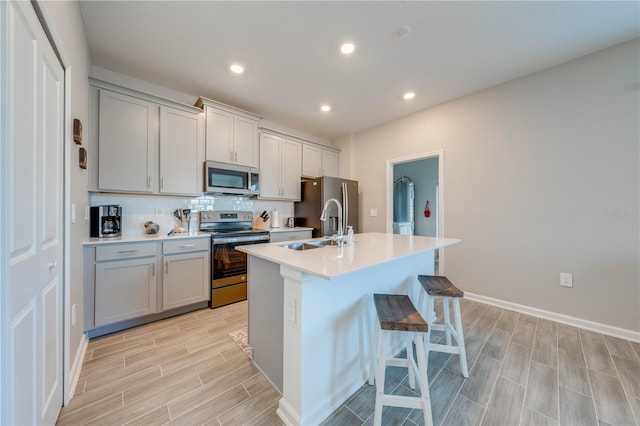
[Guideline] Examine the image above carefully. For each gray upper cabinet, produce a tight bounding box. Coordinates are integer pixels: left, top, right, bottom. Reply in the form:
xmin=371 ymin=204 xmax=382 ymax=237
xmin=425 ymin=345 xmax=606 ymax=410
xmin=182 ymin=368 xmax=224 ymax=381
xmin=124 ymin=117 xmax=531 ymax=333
xmin=302 ymin=143 xmax=340 ymax=178
xmin=196 ymin=97 xmax=262 ymax=169
xmin=159 ymin=106 xmax=205 ymax=195
xmin=259 ymin=132 xmax=301 ymax=201
xmin=89 ymin=82 xmax=204 ymax=195
xmin=98 ymin=89 xmax=158 ymax=192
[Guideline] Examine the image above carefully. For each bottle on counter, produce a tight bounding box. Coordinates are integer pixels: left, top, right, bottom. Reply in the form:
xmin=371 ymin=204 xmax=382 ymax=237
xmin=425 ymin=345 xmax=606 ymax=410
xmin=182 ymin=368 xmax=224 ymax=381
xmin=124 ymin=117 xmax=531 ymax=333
xmin=346 ymin=226 xmax=355 ymax=246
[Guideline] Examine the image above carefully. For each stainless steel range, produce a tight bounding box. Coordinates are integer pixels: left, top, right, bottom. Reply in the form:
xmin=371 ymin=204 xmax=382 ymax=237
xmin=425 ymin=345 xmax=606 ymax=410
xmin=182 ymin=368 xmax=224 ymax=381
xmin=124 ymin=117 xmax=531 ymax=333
xmin=200 ymin=211 xmax=270 ymax=308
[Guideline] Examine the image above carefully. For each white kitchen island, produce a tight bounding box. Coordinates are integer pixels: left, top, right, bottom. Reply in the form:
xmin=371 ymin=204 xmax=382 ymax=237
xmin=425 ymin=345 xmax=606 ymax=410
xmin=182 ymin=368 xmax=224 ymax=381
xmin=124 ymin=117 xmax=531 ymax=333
xmin=237 ymin=232 xmax=460 ymax=425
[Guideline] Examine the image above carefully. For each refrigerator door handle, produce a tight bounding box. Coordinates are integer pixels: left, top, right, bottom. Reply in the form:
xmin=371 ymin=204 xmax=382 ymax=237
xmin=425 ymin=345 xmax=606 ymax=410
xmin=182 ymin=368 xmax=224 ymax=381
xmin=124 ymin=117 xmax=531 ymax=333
xmin=341 ymin=181 xmax=348 ymax=232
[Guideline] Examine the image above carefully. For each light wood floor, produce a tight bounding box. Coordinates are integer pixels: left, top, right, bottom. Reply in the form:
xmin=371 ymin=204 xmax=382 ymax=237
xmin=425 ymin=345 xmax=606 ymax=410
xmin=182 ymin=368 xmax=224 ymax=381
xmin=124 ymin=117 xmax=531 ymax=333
xmin=58 ymin=299 xmax=640 ymax=426
xmin=57 ymin=301 xmax=283 ymax=426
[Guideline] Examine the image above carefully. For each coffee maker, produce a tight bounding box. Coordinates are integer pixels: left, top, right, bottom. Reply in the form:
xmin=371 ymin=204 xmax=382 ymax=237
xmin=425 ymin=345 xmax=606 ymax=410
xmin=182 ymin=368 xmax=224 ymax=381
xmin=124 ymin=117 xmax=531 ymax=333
xmin=90 ymin=205 xmax=122 ymax=238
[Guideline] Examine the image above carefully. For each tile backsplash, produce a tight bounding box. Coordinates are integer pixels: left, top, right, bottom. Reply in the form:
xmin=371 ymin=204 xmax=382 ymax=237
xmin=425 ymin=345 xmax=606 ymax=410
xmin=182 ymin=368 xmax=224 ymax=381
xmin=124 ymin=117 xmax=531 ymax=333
xmin=90 ymin=193 xmax=294 ymax=235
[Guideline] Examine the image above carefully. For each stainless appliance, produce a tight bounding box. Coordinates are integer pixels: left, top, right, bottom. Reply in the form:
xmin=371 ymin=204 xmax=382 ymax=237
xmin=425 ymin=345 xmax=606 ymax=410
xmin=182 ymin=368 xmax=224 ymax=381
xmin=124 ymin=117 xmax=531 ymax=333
xmin=393 ymin=176 xmax=414 ymax=235
xmin=90 ymin=205 xmax=122 ymax=238
xmin=204 ymin=160 xmax=259 ymax=196
xmin=294 ymin=177 xmax=359 ymax=238
xmin=200 ymin=210 xmax=270 ymax=308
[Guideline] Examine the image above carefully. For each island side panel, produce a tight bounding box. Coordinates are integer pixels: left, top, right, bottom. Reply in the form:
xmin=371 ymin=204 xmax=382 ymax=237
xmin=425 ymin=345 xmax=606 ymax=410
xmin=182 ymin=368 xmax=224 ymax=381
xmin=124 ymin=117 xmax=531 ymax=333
xmin=247 ymin=255 xmax=284 ymax=392
xmin=279 ymin=250 xmax=435 ymax=425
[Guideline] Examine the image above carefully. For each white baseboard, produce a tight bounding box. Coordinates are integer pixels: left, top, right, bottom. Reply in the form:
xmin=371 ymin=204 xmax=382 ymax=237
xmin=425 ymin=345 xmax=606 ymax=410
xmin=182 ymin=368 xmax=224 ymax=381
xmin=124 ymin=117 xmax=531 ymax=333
xmin=465 ymin=292 xmax=640 ymax=343
xmin=65 ymin=334 xmax=88 ymax=404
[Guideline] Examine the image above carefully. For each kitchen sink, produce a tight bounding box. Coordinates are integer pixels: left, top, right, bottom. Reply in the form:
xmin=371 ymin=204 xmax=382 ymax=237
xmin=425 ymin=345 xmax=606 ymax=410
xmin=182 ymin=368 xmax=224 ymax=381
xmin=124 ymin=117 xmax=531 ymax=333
xmin=280 ymin=239 xmax=340 ymax=251
xmin=280 ymin=242 xmax=323 ymax=251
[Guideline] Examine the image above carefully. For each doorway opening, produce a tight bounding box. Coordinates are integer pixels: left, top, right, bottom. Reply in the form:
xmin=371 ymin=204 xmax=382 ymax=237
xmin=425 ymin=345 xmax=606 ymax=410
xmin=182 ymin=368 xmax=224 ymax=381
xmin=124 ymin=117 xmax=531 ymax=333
xmin=386 ymin=150 xmax=444 ymax=273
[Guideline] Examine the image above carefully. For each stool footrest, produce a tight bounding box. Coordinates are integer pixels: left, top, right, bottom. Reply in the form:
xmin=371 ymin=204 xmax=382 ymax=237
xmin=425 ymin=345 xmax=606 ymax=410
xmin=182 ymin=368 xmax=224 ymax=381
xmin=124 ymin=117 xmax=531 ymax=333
xmin=379 ymin=394 xmax=428 ymax=410
xmin=429 ymin=342 xmax=463 ymax=355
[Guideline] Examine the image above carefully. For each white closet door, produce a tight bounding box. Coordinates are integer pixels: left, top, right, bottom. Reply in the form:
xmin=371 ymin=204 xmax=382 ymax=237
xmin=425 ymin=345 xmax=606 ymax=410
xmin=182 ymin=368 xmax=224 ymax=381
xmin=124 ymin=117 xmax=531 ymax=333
xmin=3 ymin=1 xmax=64 ymax=424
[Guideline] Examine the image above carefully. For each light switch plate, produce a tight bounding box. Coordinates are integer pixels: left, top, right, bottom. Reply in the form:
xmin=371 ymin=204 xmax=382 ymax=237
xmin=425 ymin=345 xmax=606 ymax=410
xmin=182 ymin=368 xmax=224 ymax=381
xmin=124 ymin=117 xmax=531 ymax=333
xmin=560 ymin=272 xmax=573 ymax=288
xmin=370 ymin=208 xmax=378 ymax=217
xmin=71 ymin=204 xmax=77 ymax=224
xmin=287 ymin=296 xmax=296 ymax=323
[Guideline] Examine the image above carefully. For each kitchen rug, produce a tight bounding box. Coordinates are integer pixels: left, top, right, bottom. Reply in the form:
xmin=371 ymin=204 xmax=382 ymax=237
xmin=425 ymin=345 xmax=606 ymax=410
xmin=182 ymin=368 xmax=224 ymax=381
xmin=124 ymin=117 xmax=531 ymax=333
xmin=229 ymin=327 xmax=253 ymax=359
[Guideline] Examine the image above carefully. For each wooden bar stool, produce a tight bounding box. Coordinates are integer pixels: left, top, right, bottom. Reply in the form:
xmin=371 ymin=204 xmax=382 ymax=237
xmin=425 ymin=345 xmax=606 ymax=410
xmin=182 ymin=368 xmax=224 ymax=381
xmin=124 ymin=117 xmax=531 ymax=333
xmin=369 ymin=294 xmax=433 ymax=426
xmin=417 ymin=275 xmax=469 ymax=378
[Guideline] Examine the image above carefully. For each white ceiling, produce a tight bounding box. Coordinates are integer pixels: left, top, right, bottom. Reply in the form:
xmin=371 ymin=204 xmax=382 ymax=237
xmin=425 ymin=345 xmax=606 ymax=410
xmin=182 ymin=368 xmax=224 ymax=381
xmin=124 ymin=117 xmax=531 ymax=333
xmin=78 ymin=1 xmax=639 ymax=141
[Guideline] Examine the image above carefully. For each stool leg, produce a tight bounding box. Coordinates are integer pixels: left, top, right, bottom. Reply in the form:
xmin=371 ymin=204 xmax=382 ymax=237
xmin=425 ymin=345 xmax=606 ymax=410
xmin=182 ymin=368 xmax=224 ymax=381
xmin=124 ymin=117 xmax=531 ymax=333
xmin=406 ymin=334 xmax=416 ymax=389
xmin=426 ymin=295 xmax=435 ymax=329
xmin=373 ymin=331 xmax=388 ymax=426
xmin=414 ymin=333 xmax=433 ymax=426
xmin=443 ymin=297 xmax=452 ymax=346
xmin=368 ymin=324 xmax=379 ymax=385
xmin=453 ymin=298 xmax=469 ymax=378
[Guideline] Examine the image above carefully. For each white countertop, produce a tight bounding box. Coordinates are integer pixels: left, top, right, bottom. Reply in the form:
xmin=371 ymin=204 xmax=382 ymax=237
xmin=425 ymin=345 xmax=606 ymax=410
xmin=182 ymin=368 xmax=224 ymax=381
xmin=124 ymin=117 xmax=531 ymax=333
xmin=83 ymin=232 xmax=211 ymax=245
xmin=237 ymin=232 xmax=461 ymax=280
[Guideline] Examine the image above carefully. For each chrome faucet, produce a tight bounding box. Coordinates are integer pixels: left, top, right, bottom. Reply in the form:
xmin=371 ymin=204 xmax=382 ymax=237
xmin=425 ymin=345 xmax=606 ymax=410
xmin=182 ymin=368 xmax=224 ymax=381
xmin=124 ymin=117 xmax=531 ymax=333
xmin=320 ymin=197 xmax=344 ymax=246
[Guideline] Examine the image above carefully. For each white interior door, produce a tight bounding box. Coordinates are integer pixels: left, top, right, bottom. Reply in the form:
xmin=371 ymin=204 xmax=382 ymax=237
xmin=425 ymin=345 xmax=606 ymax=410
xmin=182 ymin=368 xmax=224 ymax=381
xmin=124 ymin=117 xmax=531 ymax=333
xmin=3 ymin=1 xmax=64 ymax=424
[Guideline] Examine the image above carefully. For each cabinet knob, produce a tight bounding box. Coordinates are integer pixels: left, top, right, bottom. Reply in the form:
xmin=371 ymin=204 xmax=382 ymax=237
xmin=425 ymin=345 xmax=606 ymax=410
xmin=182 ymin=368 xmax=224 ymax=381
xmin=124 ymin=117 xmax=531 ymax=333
xmin=48 ymin=261 xmax=57 ymax=271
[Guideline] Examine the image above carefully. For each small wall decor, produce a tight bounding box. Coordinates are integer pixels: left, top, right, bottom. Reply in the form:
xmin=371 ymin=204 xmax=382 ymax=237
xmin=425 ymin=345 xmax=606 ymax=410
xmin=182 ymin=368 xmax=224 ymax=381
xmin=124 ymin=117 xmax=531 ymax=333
xmin=423 ymin=200 xmax=431 ymax=218
xmin=79 ymin=147 xmax=87 ymax=169
xmin=73 ymin=118 xmax=82 ymax=144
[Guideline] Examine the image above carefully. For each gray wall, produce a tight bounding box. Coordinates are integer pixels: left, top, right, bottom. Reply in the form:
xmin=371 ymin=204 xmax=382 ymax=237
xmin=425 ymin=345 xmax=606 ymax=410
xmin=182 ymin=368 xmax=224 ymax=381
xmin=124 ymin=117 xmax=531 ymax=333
xmin=334 ymin=39 xmax=639 ymax=332
xmin=394 ymin=158 xmax=439 ymax=237
xmin=44 ymin=0 xmax=91 ymax=376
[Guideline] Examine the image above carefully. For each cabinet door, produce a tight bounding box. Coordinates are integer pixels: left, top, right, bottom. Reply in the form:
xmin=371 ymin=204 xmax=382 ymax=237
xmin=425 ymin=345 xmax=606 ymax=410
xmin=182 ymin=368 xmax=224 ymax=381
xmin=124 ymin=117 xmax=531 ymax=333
xmin=233 ymin=116 xmax=258 ymax=168
xmin=259 ymin=133 xmax=282 ymax=199
xmin=98 ymin=89 xmax=157 ymax=192
xmin=95 ymin=257 xmax=157 ymax=327
xmin=322 ymin=150 xmax=340 ymax=178
xmin=302 ymin=144 xmax=322 ymax=178
xmin=280 ymin=139 xmax=302 ymax=200
xmin=163 ymin=252 xmax=209 ymax=310
xmin=205 ymin=107 xmax=233 ymax=163
xmin=160 ymin=107 xmax=203 ymax=195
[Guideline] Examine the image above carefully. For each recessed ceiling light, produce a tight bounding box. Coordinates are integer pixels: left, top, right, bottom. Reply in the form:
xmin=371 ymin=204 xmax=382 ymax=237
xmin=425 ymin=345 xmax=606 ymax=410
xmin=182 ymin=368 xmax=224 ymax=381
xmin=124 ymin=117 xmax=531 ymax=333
xmin=320 ymin=105 xmax=331 ymax=112
xmin=339 ymin=42 xmax=355 ymax=55
xmin=230 ymin=64 xmax=244 ymax=74
xmin=403 ymin=92 xmax=416 ymax=100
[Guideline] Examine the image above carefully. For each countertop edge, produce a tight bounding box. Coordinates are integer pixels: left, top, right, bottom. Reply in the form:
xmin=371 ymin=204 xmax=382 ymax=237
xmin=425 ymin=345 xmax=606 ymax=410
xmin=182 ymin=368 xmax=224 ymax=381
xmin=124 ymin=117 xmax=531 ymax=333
xmin=239 ymin=233 xmax=461 ymax=280
xmin=83 ymin=232 xmax=211 ymax=245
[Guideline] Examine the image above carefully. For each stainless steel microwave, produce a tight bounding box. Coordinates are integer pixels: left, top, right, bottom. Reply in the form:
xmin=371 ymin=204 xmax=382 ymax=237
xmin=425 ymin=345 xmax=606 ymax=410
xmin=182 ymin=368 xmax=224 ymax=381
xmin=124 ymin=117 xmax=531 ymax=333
xmin=204 ymin=161 xmax=259 ymax=196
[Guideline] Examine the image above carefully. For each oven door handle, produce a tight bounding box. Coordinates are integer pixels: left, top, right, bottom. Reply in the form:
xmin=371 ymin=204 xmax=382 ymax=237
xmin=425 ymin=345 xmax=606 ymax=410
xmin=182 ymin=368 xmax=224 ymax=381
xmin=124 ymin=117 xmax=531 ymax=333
xmin=212 ymin=235 xmax=270 ymax=244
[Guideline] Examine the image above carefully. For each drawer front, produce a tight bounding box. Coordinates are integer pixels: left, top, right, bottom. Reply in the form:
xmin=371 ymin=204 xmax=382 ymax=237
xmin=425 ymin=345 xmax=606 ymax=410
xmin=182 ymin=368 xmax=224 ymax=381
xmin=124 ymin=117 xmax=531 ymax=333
xmin=212 ymin=283 xmax=247 ymax=308
xmin=163 ymin=238 xmax=210 ymax=255
xmin=269 ymin=230 xmax=312 ymax=243
xmin=96 ymin=242 xmax=157 ymax=261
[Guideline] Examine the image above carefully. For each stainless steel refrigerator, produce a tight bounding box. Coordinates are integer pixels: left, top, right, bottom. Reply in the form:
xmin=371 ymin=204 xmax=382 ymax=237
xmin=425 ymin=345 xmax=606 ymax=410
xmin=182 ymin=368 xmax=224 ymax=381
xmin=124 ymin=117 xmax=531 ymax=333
xmin=294 ymin=177 xmax=359 ymax=238
xmin=393 ymin=176 xmax=414 ymax=235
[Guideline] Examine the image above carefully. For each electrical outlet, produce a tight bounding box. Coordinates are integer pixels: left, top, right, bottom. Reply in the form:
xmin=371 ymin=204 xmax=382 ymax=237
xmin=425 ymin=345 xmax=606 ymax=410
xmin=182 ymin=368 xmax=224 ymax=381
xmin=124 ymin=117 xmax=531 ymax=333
xmin=560 ymin=272 xmax=573 ymax=288
xmin=71 ymin=204 xmax=77 ymax=224
xmin=71 ymin=304 xmax=77 ymax=326
xmin=369 ymin=208 xmax=378 ymax=217
xmin=287 ymin=296 xmax=296 ymax=323
xmin=155 ymin=208 xmax=162 ymax=217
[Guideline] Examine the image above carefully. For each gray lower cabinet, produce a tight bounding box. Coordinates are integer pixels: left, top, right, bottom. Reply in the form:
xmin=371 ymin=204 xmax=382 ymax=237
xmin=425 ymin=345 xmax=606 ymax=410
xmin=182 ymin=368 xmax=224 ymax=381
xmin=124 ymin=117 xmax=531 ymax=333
xmin=162 ymin=239 xmax=210 ymax=310
xmin=93 ymin=242 xmax=159 ymax=328
xmin=85 ymin=237 xmax=210 ymax=334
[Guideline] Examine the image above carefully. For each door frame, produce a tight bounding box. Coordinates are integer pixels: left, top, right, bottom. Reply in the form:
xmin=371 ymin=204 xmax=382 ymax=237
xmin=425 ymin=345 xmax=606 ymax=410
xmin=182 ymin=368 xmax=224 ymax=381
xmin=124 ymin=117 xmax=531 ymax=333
xmin=385 ymin=150 xmax=445 ymax=272
xmin=31 ymin=0 xmax=75 ymax=405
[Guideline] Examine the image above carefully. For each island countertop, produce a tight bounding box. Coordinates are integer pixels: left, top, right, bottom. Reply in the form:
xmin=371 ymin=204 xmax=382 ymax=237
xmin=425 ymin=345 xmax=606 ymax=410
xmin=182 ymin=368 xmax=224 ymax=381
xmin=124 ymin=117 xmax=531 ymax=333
xmin=237 ymin=232 xmax=461 ymax=280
